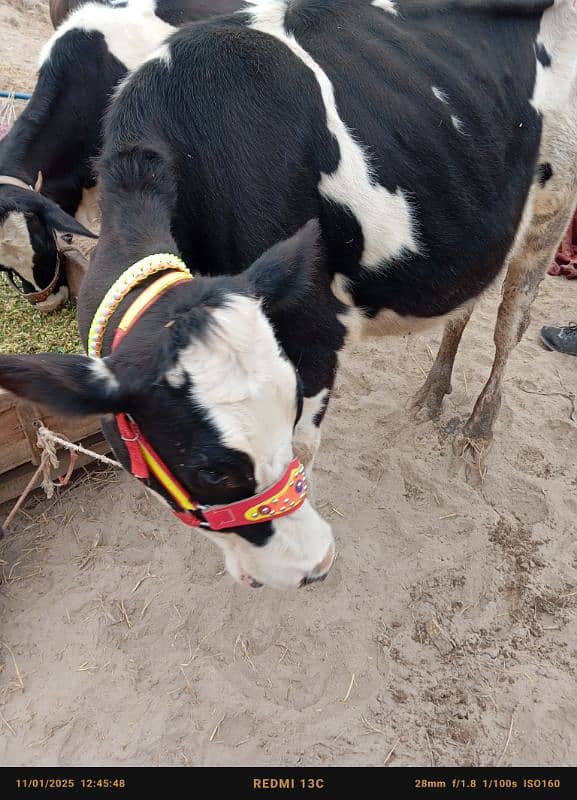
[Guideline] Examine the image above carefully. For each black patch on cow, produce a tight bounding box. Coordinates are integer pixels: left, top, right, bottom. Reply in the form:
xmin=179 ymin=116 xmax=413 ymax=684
xmin=27 ymin=215 xmax=61 ymax=292
xmin=537 ymin=162 xmax=553 ymax=186
xmin=313 ymin=392 xmax=331 ymax=427
xmin=401 ymin=1 xmax=553 ymax=15
xmin=155 ymin=0 xmax=241 ymax=26
xmin=0 ymin=30 xmax=126 ymax=211
xmin=535 ymin=41 xmax=552 ymax=67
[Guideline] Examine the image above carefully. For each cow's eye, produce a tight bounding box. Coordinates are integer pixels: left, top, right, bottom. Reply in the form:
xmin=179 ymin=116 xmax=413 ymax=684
xmin=197 ymin=469 xmax=228 ymax=487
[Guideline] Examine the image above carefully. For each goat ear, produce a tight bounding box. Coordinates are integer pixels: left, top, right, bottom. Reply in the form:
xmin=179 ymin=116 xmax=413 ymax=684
xmin=0 ymin=186 xmax=97 ymax=238
xmin=0 ymin=354 xmax=125 ymax=417
xmin=243 ymin=219 xmax=321 ymax=312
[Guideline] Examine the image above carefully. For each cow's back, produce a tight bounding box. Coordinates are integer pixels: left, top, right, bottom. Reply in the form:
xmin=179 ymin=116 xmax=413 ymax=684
xmin=102 ymin=0 xmax=576 ymax=317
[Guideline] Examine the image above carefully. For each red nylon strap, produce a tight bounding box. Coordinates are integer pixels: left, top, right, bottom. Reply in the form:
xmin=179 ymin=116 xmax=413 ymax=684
xmin=107 ymin=271 xmax=309 ymax=531
xmin=174 ymin=458 xmax=308 ymax=531
xmin=110 ymin=274 xmax=191 ymax=481
xmin=116 ymin=412 xmax=149 ymax=480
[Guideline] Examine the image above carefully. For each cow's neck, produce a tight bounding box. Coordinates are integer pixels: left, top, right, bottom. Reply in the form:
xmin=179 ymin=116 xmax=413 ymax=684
xmin=0 ymin=81 xmax=92 ymax=213
xmin=78 ymin=180 xmax=179 ymax=347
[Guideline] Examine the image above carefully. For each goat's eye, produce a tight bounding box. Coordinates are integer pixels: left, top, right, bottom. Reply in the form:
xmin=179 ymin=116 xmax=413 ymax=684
xmin=197 ymin=469 xmax=228 ymax=487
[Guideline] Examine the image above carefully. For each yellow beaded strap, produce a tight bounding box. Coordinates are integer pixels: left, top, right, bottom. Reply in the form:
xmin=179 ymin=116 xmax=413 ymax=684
xmin=88 ymin=254 xmax=192 ymax=358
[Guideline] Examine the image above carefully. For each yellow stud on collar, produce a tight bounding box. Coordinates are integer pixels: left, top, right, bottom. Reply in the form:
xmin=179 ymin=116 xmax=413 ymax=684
xmin=88 ymin=253 xmax=192 ymax=358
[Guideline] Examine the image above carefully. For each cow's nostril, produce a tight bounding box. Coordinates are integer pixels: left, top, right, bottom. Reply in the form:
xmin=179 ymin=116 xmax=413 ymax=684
xmin=300 ymin=544 xmax=335 ymax=587
xmin=300 ymin=572 xmax=328 ymax=588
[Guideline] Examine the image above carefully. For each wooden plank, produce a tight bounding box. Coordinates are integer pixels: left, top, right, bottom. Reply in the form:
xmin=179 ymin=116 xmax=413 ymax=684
xmin=0 ymin=389 xmax=102 ymax=477
xmin=15 ymin=402 xmax=44 ymax=465
xmin=0 ymin=396 xmax=31 ymax=475
xmin=0 ymin=434 xmax=111 ymax=507
xmin=0 ymin=390 xmax=15 ymax=414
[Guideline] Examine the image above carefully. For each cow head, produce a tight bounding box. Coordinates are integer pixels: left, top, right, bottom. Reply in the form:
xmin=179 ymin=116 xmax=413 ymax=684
xmin=0 ymin=186 xmax=96 ymax=311
xmin=0 ymin=221 xmax=335 ymax=590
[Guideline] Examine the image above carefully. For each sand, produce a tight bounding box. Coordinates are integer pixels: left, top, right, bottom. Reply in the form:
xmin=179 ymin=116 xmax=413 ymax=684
xmin=1 ymin=1 xmax=577 ymax=768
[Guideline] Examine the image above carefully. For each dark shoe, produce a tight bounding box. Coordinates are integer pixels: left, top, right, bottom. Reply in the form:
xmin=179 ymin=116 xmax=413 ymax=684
xmin=540 ymin=323 xmax=577 ymax=356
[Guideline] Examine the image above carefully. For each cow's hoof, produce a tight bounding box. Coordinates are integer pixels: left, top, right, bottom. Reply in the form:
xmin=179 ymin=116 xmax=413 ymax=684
xmin=453 ymin=432 xmax=492 ymax=484
xmin=410 ymin=382 xmax=450 ymax=423
xmin=411 ymin=400 xmax=440 ymax=424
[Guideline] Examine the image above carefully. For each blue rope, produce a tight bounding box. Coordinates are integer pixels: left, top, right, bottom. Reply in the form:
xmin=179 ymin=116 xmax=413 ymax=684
xmin=0 ymin=91 xmax=32 ymax=100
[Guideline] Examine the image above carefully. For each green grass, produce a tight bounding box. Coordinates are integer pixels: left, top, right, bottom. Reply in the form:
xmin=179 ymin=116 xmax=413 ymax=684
xmin=0 ymin=276 xmax=82 ymax=355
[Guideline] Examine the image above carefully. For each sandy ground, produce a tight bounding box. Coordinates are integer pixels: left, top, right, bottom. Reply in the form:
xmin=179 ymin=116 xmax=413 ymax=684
xmin=1 ymin=1 xmax=577 ymax=768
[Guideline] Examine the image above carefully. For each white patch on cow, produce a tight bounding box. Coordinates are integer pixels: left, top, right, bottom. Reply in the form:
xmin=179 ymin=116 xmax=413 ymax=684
xmin=530 ymin=1 xmax=577 ymax=116
xmin=165 ymin=360 xmax=186 ymax=389
xmin=331 ymin=273 xmax=365 ymax=347
xmin=331 ymin=270 xmax=467 ymax=337
xmin=172 ymin=295 xmax=296 ymax=486
xmin=166 ymin=294 xmax=335 ymax=589
xmin=451 ymin=114 xmax=466 ymax=134
xmin=144 ymin=42 xmax=172 ymax=67
xmin=40 ymin=0 xmax=175 ymax=72
xmin=201 ymin=507 xmax=334 ymax=591
xmin=364 ymin=305 xmax=469 ymax=337
xmin=0 ymin=211 xmax=39 ymax=289
xmin=34 ymin=285 xmax=69 ymax=312
xmin=90 ymin=357 xmax=120 ymax=393
xmin=432 ymin=86 xmax=449 ymax=104
xmin=433 ymin=87 xmax=467 ymax=134
xmin=247 ymin=0 xmax=419 ymax=270
xmin=371 ymin=0 xmax=398 ymax=14
xmin=294 ymin=388 xmax=329 ymax=471
xmin=528 ymin=3 xmax=577 ymax=210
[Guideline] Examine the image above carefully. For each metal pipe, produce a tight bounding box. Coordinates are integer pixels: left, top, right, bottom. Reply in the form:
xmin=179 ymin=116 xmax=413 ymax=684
xmin=0 ymin=91 xmax=32 ymax=100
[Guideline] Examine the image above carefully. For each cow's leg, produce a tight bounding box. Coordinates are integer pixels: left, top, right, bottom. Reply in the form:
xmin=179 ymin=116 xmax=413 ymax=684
xmin=294 ymin=388 xmax=329 ymax=500
xmin=411 ymin=304 xmax=475 ymax=421
xmin=462 ymin=193 xmax=577 ymax=457
xmin=294 ymin=383 xmax=335 ymax=505
xmin=291 ymin=299 xmax=356 ymax=499
xmin=294 ymin=387 xmax=331 ymax=474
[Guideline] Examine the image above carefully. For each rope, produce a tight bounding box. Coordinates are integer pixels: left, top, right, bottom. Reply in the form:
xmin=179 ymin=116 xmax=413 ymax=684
xmin=36 ymin=427 xmax=122 ymax=469
xmin=2 ymin=453 xmax=51 ymax=533
xmin=1 ymin=426 xmax=121 ymax=536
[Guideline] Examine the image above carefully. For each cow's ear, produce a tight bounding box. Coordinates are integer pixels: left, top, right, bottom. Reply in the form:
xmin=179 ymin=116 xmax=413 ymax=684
xmin=49 ymin=0 xmax=74 ymax=30
xmin=0 ymin=187 xmax=97 ymax=239
xmin=0 ymin=354 xmax=126 ymax=417
xmin=243 ymin=219 xmax=321 ymax=311
xmin=37 ymin=195 xmax=98 ymax=238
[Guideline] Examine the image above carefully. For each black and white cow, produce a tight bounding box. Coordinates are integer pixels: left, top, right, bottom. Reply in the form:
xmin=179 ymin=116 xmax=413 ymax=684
xmin=0 ymin=0 xmax=239 ymax=310
xmin=1 ymin=0 xmax=576 ymax=589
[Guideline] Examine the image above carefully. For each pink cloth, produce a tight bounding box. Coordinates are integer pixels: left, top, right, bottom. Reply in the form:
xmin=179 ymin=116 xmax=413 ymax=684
xmin=549 ymin=212 xmax=577 ymax=280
